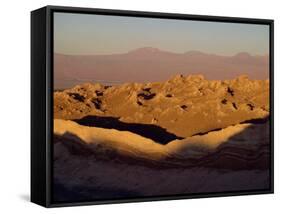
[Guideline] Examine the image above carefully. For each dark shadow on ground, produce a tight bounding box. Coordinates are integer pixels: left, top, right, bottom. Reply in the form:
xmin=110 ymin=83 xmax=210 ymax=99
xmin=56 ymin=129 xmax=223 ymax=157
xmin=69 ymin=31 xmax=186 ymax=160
xmin=241 ymin=116 xmax=269 ymax=124
xmin=18 ymin=194 xmax=30 ymax=202
xmin=192 ymin=116 xmax=270 ymax=136
xmin=74 ymin=115 xmax=183 ymax=145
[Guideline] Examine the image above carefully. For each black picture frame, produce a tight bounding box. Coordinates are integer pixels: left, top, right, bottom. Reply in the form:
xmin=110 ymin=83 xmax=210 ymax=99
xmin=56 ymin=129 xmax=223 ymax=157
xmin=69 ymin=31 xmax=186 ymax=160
xmin=31 ymin=5 xmax=274 ymax=208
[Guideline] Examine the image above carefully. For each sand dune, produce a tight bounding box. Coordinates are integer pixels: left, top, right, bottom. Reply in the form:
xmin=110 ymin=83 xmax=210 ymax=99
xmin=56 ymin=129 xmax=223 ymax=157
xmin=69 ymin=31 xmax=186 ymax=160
xmin=53 ymin=118 xmax=270 ymax=202
xmin=54 ymin=119 xmax=168 ymax=160
xmin=54 ymin=117 xmax=269 ymax=168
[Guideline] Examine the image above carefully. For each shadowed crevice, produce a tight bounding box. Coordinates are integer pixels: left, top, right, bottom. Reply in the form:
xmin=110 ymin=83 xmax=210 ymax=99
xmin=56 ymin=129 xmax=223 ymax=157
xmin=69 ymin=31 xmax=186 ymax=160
xmin=67 ymin=92 xmax=85 ymax=102
xmin=241 ymin=116 xmax=269 ymax=124
xmin=192 ymin=116 xmax=269 ymax=136
xmin=73 ymin=115 xmax=184 ymax=144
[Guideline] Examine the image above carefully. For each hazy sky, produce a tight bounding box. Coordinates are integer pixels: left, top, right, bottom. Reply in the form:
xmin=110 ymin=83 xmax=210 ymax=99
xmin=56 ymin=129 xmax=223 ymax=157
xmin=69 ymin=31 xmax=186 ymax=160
xmin=54 ymin=12 xmax=269 ymax=56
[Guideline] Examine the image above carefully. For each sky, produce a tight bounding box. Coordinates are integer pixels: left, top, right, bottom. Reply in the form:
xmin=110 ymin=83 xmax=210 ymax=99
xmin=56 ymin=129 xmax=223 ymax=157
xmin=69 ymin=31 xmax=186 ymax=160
xmin=54 ymin=12 xmax=269 ymax=56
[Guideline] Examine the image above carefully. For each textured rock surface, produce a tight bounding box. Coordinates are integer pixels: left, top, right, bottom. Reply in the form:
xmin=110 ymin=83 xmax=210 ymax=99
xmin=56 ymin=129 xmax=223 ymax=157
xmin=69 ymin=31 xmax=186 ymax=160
xmin=54 ymin=75 xmax=269 ymax=138
xmin=53 ymin=75 xmax=270 ymax=202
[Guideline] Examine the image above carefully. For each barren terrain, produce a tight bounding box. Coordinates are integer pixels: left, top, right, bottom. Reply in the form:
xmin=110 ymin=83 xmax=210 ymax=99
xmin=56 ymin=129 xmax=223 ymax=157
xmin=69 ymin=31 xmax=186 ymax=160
xmin=53 ymin=74 xmax=270 ymax=202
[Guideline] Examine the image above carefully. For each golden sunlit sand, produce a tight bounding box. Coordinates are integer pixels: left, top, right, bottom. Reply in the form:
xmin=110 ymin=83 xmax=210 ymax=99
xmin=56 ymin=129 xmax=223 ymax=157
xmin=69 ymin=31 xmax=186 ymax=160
xmin=54 ymin=118 xmax=269 ymax=163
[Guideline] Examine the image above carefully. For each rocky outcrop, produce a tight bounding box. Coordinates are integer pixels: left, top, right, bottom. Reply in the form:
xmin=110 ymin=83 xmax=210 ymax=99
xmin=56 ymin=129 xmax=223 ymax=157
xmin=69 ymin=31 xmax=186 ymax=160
xmin=54 ymin=75 xmax=269 ymax=138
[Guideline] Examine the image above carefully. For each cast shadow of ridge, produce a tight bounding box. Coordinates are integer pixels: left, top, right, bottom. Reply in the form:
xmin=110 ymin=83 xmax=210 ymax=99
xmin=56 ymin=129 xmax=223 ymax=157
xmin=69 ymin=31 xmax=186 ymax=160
xmin=74 ymin=115 xmax=184 ymax=145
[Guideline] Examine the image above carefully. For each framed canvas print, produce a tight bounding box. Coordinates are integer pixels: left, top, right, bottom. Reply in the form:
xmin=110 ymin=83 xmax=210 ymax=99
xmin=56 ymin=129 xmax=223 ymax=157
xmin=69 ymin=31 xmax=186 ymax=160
xmin=31 ymin=5 xmax=274 ymax=207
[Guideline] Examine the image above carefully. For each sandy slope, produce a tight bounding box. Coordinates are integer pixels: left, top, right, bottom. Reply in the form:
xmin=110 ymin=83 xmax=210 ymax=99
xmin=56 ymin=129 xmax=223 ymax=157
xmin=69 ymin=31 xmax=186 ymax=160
xmin=53 ymin=118 xmax=270 ymax=202
xmin=54 ymin=119 xmax=168 ymax=160
xmin=54 ymin=118 xmax=269 ymax=166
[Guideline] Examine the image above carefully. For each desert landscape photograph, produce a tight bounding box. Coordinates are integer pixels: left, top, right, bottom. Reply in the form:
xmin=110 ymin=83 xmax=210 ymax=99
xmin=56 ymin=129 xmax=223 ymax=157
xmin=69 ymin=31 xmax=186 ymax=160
xmin=53 ymin=12 xmax=271 ymax=203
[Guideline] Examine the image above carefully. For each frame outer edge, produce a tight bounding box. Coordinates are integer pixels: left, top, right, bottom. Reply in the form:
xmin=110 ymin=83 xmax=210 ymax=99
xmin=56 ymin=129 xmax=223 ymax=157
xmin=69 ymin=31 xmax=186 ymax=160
xmin=46 ymin=5 xmax=52 ymax=207
xmin=36 ymin=5 xmax=274 ymax=207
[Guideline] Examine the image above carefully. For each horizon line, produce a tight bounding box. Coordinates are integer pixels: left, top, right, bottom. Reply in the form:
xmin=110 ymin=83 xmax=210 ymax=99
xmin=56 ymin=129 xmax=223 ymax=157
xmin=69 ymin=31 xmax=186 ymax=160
xmin=54 ymin=46 xmax=269 ymax=58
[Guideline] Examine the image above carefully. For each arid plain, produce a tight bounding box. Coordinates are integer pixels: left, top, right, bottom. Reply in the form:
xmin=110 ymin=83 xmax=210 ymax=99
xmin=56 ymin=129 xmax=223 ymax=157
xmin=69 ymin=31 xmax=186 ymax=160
xmin=53 ymin=50 xmax=270 ymax=201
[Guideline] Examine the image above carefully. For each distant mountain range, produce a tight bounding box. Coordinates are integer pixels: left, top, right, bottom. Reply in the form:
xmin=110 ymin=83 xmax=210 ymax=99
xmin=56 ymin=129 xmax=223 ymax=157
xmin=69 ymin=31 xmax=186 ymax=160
xmin=54 ymin=47 xmax=269 ymax=89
